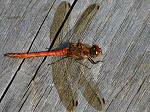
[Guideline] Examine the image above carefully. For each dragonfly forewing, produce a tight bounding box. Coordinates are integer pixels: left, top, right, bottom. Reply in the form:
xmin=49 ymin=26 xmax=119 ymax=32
xmin=68 ymin=3 xmax=100 ymax=43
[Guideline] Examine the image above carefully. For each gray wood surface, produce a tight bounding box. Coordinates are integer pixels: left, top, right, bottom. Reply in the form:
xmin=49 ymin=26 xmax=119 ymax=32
xmin=0 ymin=0 xmax=150 ymax=112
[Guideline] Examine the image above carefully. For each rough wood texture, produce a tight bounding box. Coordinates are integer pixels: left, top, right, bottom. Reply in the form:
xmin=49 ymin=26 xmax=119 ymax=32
xmin=0 ymin=0 xmax=150 ymax=112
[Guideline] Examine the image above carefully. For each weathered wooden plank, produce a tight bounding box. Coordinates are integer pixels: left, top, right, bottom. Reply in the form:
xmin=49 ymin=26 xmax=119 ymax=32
xmin=0 ymin=0 xmax=150 ymax=112
xmin=125 ymin=51 xmax=150 ymax=112
xmin=0 ymin=0 xmax=56 ymax=111
xmin=105 ymin=15 xmax=150 ymax=112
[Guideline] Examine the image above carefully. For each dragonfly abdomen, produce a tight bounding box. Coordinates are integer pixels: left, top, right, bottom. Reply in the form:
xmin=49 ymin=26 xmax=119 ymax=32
xmin=4 ymin=48 xmax=68 ymax=58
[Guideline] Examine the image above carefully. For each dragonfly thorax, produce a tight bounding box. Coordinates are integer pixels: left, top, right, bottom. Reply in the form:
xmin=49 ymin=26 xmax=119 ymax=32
xmin=67 ymin=43 xmax=102 ymax=60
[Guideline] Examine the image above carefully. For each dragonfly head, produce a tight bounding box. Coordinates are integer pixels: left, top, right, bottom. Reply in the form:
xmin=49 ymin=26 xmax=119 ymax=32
xmin=90 ymin=45 xmax=102 ymax=58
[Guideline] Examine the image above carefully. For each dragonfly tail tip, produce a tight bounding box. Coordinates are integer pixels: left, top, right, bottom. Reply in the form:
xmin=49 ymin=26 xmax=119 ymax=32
xmin=4 ymin=53 xmax=16 ymax=58
xmin=4 ymin=53 xmax=9 ymax=57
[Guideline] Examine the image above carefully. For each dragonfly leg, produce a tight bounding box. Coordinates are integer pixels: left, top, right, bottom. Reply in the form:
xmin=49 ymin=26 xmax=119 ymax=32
xmin=77 ymin=39 xmax=81 ymax=47
xmin=88 ymin=58 xmax=103 ymax=64
xmin=48 ymin=57 xmax=67 ymax=66
xmin=75 ymin=59 xmax=91 ymax=69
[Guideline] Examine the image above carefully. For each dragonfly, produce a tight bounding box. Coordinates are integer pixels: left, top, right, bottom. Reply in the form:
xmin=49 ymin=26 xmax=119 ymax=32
xmin=4 ymin=1 xmax=105 ymax=112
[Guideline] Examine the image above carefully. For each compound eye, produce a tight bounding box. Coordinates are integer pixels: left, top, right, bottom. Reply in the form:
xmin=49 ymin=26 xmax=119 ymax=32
xmin=90 ymin=45 xmax=101 ymax=57
xmin=95 ymin=51 xmax=99 ymax=55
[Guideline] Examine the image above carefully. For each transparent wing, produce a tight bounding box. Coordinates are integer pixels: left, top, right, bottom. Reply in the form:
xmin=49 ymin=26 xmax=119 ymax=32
xmin=50 ymin=1 xmax=78 ymax=112
xmin=78 ymin=61 xmax=105 ymax=111
xmin=67 ymin=3 xmax=100 ymax=43
xmin=67 ymin=4 xmax=105 ymax=111
xmin=50 ymin=2 xmax=105 ymax=111
xmin=50 ymin=1 xmax=70 ymax=49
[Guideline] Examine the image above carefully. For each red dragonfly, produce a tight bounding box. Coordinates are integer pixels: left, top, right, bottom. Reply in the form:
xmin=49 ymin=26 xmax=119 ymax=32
xmin=4 ymin=1 xmax=105 ymax=111
xmin=4 ymin=42 xmax=102 ymax=64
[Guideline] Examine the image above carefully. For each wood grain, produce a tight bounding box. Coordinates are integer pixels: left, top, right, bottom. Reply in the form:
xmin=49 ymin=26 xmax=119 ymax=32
xmin=0 ymin=0 xmax=149 ymax=112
